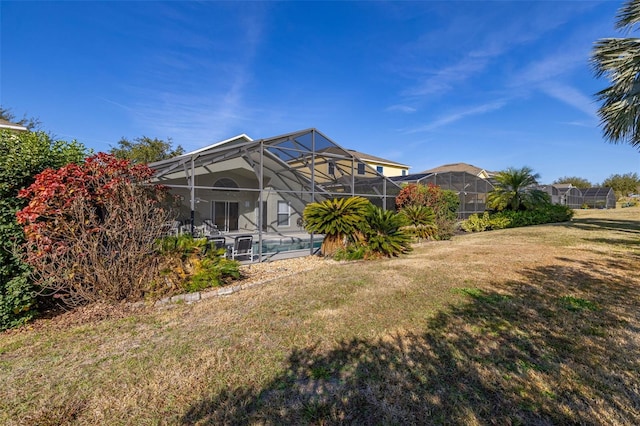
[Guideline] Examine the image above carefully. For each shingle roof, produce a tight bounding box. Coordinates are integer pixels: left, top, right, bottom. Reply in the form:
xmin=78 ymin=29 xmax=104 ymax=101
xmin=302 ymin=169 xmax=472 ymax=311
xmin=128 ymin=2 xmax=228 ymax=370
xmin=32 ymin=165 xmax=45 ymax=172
xmin=0 ymin=118 xmax=28 ymax=131
xmin=421 ymin=162 xmax=493 ymax=177
xmin=346 ymin=149 xmax=409 ymax=168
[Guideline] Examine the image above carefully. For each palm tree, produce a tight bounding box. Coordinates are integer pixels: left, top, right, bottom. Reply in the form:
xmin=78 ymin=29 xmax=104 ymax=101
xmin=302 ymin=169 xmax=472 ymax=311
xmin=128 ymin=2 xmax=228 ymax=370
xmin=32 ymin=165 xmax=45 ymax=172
xmin=591 ymin=0 xmax=640 ymax=149
xmin=488 ymin=167 xmax=549 ymax=211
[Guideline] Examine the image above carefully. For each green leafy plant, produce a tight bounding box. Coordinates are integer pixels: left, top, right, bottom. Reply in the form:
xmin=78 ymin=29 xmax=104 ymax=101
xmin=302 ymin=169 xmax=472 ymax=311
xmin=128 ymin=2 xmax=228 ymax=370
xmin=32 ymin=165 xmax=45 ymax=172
xmin=0 ymin=130 xmax=87 ymax=330
xmin=395 ymin=183 xmax=459 ymax=240
xmin=303 ymin=196 xmax=370 ymax=256
xmin=332 ymin=244 xmax=366 ymax=261
xmin=462 ymin=204 xmax=574 ymax=232
xmin=398 ymin=205 xmax=437 ymax=240
xmin=156 ymin=234 xmax=240 ymax=295
xmin=461 ymin=211 xmax=492 ymax=232
xmin=361 ymin=205 xmax=412 ymax=258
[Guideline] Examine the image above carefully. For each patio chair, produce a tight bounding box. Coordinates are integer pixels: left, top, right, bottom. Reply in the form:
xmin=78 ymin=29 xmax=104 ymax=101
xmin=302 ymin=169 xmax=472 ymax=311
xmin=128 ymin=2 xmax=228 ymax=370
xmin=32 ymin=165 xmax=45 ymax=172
xmin=231 ymin=235 xmax=253 ymax=261
xmin=202 ymin=219 xmax=221 ymax=237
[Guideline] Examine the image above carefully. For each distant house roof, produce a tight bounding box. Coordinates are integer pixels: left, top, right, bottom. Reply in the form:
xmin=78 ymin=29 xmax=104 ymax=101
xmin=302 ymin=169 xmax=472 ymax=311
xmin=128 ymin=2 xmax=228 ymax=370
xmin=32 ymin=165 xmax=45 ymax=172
xmin=421 ymin=162 xmax=493 ymax=178
xmin=346 ymin=149 xmax=409 ymax=169
xmin=0 ymin=118 xmax=28 ymax=132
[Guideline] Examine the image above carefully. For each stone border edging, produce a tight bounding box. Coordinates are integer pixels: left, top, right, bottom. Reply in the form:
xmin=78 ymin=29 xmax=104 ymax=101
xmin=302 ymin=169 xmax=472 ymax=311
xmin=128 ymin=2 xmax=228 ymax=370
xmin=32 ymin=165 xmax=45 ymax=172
xmin=145 ymin=265 xmax=321 ymax=308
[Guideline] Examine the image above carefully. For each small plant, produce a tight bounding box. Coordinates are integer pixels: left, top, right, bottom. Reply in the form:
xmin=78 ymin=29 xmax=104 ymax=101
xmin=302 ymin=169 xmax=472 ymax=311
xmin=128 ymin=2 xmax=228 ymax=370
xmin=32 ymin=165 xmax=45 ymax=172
xmin=333 ymin=244 xmax=366 ymax=261
xmin=558 ymin=295 xmax=599 ymax=312
xmin=399 ymin=205 xmax=438 ymax=241
xmin=461 ymin=212 xmax=491 ymax=232
xmin=156 ymin=234 xmax=240 ymax=295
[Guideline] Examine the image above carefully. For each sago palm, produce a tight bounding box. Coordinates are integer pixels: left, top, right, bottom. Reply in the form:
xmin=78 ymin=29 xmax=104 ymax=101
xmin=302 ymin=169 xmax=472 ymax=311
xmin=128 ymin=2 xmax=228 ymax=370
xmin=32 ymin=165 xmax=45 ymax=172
xmin=591 ymin=0 xmax=640 ymax=149
xmin=303 ymin=196 xmax=370 ymax=256
xmin=362 ymin=205 xmax=412 ymax=258
xmin=398 ymin=204 xmax=438 ymax=240
xmin=488 ymin=166 xmax=548 ymax=211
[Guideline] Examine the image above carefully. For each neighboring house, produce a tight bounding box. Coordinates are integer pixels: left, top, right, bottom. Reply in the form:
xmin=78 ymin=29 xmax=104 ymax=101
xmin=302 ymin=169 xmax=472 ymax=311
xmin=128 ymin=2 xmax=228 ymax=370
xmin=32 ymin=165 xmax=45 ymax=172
xmin=149 ymin=128 xmax=402 ymax=258
xmin=0 ymin=118 xmax=28 ymax=132
xmin=306 ymin=147 xmax=409 ymax=182
xmin=390 ymin=163 xmax=496 ymax=218
xmin=421 ymin=162 xmax=495 ymax=179
xmin=347 ymin=150 xmax=410 ymax=177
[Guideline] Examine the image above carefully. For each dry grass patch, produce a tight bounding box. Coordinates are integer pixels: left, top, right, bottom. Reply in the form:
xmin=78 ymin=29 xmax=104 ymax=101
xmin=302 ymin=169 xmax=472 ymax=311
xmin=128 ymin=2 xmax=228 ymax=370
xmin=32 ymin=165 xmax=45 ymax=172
xmin=1 ymin=206 xmax=639 ymax=424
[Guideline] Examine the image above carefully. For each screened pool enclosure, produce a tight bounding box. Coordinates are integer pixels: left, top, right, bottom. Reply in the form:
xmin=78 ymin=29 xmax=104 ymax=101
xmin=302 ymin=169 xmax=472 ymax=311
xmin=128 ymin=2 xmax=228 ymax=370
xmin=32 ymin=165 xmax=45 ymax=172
xmin=391 ymin=171 xmax=495 ymax=218
xmin=149 ymin=129 xmax=402 ymax=261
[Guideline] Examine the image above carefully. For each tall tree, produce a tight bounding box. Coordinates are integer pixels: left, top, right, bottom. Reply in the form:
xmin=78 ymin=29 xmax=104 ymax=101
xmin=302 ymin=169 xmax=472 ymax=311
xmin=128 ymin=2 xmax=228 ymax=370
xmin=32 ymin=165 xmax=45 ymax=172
xmin=591 ymin=0 xmax=640 ymax=149
xmin=110 ymin=136 xmax=184 ymax=164
xmin=488 ymin=166 xmax=549 ymax=212
xmin=602 ymin=172 xmax=640 ymax=198
xmin=552 ymin=176 xmax=592 ymax=189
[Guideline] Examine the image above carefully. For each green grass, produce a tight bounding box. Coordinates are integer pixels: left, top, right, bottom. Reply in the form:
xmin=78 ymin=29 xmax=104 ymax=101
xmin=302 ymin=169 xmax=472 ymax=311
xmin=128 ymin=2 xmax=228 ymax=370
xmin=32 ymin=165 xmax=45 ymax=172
xmin=1 ymin=206 xmax=639 ymax=424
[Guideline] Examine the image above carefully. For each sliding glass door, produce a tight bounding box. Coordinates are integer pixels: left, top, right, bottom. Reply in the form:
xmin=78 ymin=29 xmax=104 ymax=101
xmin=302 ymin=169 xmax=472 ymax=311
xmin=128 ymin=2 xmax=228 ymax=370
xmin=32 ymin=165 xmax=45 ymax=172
xmin=212 ymin=201 xmax=239 ymax=232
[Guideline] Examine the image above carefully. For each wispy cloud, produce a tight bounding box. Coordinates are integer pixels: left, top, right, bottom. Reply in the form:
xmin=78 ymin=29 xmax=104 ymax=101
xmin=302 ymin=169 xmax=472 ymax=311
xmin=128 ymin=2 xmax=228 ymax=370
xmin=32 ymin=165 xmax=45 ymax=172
xmin=402 ymin=55 xmax=490 ymax=97
xmin=395 ymin=2 xmax=589 ymax=100
xmin=119 ymin=4 xmax=267 ymax=148
xmin=539 ymin=82 xmax=598 ymax=119
xmin=386 ymin=104 xmax=417 ymax=113
xmin=404 ymin=99 xmax=508 ymax=134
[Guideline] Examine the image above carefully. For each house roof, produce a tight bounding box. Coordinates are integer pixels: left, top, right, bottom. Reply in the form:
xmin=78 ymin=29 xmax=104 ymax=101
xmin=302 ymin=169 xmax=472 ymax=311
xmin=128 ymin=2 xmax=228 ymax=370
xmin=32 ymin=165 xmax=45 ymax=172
xmin=0 ymin=118 xmax=28 ymax=132
xmin=421 ymin=162 xmax=493 ymax=177
xmin=346 ymin=149 xmax=409 ymax=168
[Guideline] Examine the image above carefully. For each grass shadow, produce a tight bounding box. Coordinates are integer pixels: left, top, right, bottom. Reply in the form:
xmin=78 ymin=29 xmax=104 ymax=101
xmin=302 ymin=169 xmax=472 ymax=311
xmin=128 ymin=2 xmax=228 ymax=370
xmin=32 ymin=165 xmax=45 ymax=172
xmin=180 ymin=259 xmax=640 ymax=424
xmin=569 ymin=217 xmax=640 ymax=234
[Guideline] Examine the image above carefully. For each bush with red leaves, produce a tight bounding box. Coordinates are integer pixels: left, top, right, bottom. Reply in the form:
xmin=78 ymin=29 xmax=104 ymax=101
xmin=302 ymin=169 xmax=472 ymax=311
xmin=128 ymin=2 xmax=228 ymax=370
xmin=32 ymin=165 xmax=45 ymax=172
xmin=17 ymin=153 xmax=173 ymax=306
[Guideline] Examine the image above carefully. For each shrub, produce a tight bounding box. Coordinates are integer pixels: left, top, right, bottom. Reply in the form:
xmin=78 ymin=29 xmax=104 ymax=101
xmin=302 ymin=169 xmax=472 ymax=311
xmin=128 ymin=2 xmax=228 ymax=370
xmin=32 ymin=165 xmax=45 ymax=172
xmin=361 ymin=205 xmax=412 ymax=258
xmin=395 ymin=183 xmax=459 ymax=240
xmin=0 ymin=130 xmax=86 ymax=330
xmin=398 ymin=205 xmax=437 ymax=241
xmin=303 ymin=197 xmax=370 ymax=256
xmin=304 ymin=197 xmax=415 ymax=260
xmin=461 ymin=204 xmax=574 ymax=232
xmin=461 ymin=212 xmax=491 ymax=232
xmin=16 ymin=153 xmax=172 ymax=307
xmin=155 ymin=234 xmax=240 ymax=294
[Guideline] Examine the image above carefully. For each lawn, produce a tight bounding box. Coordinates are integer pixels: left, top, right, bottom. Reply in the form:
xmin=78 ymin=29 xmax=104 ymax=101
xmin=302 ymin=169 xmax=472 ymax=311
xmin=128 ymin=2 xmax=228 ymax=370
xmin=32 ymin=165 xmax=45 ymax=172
xmin=1 ymin=207 xmax=639 ymax=425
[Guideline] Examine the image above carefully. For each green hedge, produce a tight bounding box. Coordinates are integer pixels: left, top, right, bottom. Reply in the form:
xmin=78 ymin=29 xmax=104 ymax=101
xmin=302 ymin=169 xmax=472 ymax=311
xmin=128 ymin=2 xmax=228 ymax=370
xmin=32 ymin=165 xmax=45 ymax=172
xmin=462 ymin=204 xmax=574 ymax=233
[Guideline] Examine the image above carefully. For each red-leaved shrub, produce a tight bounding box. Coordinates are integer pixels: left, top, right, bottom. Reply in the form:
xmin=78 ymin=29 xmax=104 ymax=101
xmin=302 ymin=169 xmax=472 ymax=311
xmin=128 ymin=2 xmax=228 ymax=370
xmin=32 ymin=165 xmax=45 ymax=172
xmin=17 ymin=153 xmax=173 ymax=306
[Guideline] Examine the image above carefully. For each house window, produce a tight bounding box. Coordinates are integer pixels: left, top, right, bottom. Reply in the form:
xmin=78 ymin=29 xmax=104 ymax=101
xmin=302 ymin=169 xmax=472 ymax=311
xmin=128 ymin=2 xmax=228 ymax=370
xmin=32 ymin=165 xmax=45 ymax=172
xmin=328 ymin=162 xmax=335 ymax=175
xmin=357 ymin=163 xmax=365 ymax=175
xmin=277 ymin=201 xmax=290 ymax=226
xmin=376 ymin=165 xmax=383 ymax=174
xmin=402 ymin=170 xmax=407 ymax=176
xmin=213 ymin=178 xmax=238 ymax=189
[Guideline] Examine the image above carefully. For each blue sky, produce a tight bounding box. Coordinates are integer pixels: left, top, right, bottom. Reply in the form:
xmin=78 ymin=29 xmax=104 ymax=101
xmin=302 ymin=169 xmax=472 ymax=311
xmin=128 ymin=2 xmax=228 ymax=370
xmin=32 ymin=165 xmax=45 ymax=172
xmin=2 ymin=1 xmax=639 ymax=185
